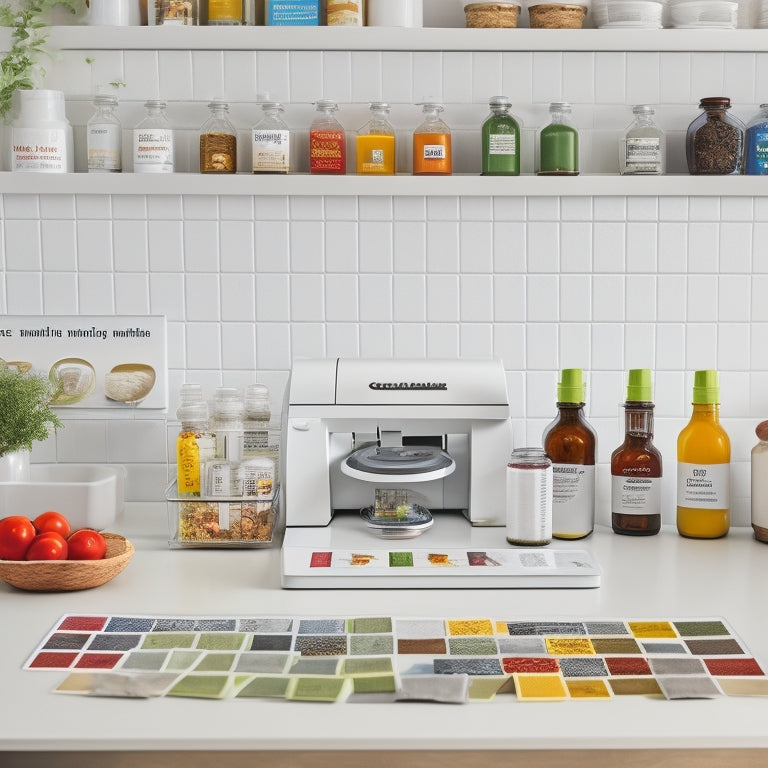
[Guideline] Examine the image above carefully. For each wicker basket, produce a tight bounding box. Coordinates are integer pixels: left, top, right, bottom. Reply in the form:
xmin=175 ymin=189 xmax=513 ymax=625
xmin=0 ymin=533 xmax=134 ymax=592
xmin=465 ymin=2 xmax=521 ymax=26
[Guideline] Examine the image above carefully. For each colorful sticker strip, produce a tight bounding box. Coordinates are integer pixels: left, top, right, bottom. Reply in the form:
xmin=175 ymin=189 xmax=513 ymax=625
xmin=24 ymin=614 xmax=768 ymax=704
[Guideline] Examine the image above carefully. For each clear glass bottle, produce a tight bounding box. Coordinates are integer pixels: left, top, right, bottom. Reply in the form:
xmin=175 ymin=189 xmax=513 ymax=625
xmin=327 ymin=0 xmax=364 ymax=25
xmin=133 ymin=100 xmax=174 ymax=173
xmin=506 ymin=448 xmax=553 ymax=546
xmin=199 ymin=99 xmax=237 ymax=174
xmin=150 ymin=0 xmax=199 ymax=24
xmin=751 ymin=420 xmax=768 ymax=543
xmin=620 ymin=105 xmax=665 ymax=176
xmin=413 ymin=102 xmax=451 ymax=176
xmin=356 ymin=102 xmax=396 ymax=175
xmin=677 ymin=370 xmax=731 ymax=539
xmin=309 ymin=99 xmax=346 ymax=174
xmin=538 ymin=102 xmax=578 ymax=176
xmin=611 ymin=369 xmax=662 ymax=536
xmin=176 ymin=395 xmax=216 ymax=498
xmin=252 ymin=101 xmax=290 ymax=174
xmin=745 ymin=104 xmax=768 ymax=175
xmin=542 ymin=368 xmax=597 ymax=539
xmin=87 ymin=92 xmax=122 ymax=173
xmin=211 ymin=387 xmax=245 ymax=461
xmin=482 ymin=96 xmax=520 ymax=176
xmin=207 ymin=0 xmax=244 ymax=24
xmin=686 ymin=97 xmax=745 ymax=175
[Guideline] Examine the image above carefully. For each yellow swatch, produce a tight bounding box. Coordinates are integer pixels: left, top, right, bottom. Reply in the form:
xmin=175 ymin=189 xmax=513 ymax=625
xmin=447 ymin=619 xmax=495 ymax=636
xmin=566 ymin=679 xmax=612 ymax=699
xmin=496 ymin=621 xmax=510 ymax=635
xmin=717 ymin=678 xmax=768 ymax=697
xmin=545 ymin=637 xmax=595 ymax=655
xmin=628 ymin=621 xmax=677 ymax=638
xmin=514 ymin=673 xmax=569 ymax=701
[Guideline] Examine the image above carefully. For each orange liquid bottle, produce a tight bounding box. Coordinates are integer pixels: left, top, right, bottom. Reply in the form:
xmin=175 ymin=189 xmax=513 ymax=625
xmin=413 ymin=102 xmax=451 ymax=175
xmin=356 ymin=102 xmax=396 ymax=175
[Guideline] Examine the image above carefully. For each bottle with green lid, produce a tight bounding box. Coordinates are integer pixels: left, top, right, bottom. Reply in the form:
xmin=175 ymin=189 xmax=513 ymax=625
xmin=677 ymin=370 xmax=730 ymax=539
xmin=611 ymin=369 xmax=662 ymax=536
xmin=542 ymin=368 xmax=597 ymax=539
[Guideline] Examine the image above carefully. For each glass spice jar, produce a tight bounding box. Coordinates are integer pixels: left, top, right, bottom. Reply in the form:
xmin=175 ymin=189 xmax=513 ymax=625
xmin=745 ymin=103 xmax=768 ymax=175
xmin=199 ymin=99 xmax=237 ymax=174
xmin=538 ymin=101 xmax=579 ymax=176
xmin=685 ymin=97 xmax=745 ymax=175
xmin=481 ymin=96 xmax=520 ymax=176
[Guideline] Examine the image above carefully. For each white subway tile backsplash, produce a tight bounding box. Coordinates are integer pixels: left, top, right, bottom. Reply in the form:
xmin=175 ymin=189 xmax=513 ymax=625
xmin=526 ymin=274 xmax=559 ymax=322
xmin=4 ymin=220 xmax=41 ymax=270
xmin=41 ymin=221 xmax=77 ymax=271
xmin=626 ymin=223 xmax=657 ymax=273
xmin=559 ymin=274 xmax=591 ymax=322
xmin=327 ymin=274 xmax=361 ymax=322
xmin=592 ymin=275 xmax=625 ymax=322
xmin=78 ymin=273 xmax=114 ymax=314
xmin=592 ymin=222 xmax=626 ymax=273
xmin=42 ymin=273 xmax=77 ymax=314
xmin=427 ymin=274 xmax=460 ymax=322
xmin=394 ymin=322 xmax=426 ymax=357
xmin=114 ymin=273 xmax=150 ymax=315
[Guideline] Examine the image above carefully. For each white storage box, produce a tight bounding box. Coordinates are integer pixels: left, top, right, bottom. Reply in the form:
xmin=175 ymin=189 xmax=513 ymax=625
xmin=0 ymin=464 xmax=125 ymax=530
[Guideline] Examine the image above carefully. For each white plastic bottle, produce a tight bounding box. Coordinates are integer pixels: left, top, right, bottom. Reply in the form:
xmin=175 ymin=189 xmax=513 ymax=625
xmin=10 ymin=89 xmax=73 ymax=173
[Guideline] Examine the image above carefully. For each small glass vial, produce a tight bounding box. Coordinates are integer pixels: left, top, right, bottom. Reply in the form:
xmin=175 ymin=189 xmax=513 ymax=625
xmin=309 ymin=99 xmax=346 ymax=175
xmin=199 ymin=99 xmax=237 ymax=174
xmin=133 ymin=100 xmax=174 ymax=173
xmin=10 ymin=89 xmax=73 ymax=173
xmin=620 ymin=105 xmax=665 ymax=176
xmin=538 ymin=102 xmax=578 ymax=176
xmin=356 ymin=102 xmax=396 ymax=175
xmin=150 ymin=0 xmax=199 ymax=24
xmin=751 ymin=421 xmax=768 ymax=543
xmin=87 ymin=92 xmax=122 ymax=173
xmin=481 ymin=96 xmax=520 ymax=176
xmin=686 ymin=97 xmax=745 ymax=175
xmin=207 ymin=0 xmax=244 ymax=24
xmin=413 ymin=102 xmax=452 ymax=175
xmin=745 ymin=104 xmax=768 ymax=175
xmin=252 ymin=101 xmax=290 ymax=174
xmin=506 ymin=448 xmax=553 ymax=546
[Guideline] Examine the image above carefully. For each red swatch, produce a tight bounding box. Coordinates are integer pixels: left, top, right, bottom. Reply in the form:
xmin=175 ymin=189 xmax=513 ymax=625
xmin=74 ymin=653 xmax=122 ymax=670
xmin=310 ymin=552 xmax=332 ymax=568
xmin=58 ymin=616 xmax=108 ymax=632
xmin=605 ymin=657 xmax=652 ymax=676
xmin=502 ymin=657 xmax=560 ymax=674
xmin=29 ymin=652 xmax=78 ymax=669
xmin=704 ymin=658 xmax=765 ymax=676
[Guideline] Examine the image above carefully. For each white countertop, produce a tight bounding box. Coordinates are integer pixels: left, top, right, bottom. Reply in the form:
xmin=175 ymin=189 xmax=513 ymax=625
xmin=2 ymin=513 xmax=768 ymax=762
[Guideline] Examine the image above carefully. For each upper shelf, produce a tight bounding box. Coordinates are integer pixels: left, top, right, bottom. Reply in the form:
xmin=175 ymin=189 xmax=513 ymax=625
xmin=8 ymin=26 xmax=768 ymax=53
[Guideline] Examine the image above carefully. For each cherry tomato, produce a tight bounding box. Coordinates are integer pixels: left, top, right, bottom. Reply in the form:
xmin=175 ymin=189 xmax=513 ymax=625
xmin=33 ymin=510 xmax=71 ymax=539
xmin=25 ymin=531 xmax=68 ymax=561
xmin=0 ymin=515 xmax=37 ymax=560
xmin=67 ymin=529 xmax=107 ymax=560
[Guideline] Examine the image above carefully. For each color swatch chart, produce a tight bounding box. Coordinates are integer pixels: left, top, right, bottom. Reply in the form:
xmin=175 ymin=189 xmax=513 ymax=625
xmin=25 ymin=614 xmax=768 ymax=703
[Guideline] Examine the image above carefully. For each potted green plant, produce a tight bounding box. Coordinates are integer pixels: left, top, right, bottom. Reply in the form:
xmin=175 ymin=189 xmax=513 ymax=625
xmin=0 ymin=362 xmax=63 ymax=481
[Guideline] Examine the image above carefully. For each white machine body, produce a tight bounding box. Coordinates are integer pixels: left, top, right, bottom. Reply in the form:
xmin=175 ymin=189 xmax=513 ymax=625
xmin=282 ymin=358 xmax=512 ymax=528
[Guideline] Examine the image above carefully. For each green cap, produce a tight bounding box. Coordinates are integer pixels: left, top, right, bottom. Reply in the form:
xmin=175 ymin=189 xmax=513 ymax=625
xmin=557 ymin=368 xmax=585 ymax=404
xmin=692 ymin=369 xmax=719 ymax=404
xmin=626 ymin=368 xmax=652 ymax=402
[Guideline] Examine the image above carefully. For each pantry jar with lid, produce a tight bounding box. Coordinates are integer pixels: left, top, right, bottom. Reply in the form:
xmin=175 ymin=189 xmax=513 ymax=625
xmin=10 ymin=89 xmax=73 ymax=173
xmin=87 ymin=92 xmax=122 ymax=173
xmin=620 ymin=104 xmax=665 ymax=175
xmin=685 ymin=97 xmax=745 ymax=175
xmin=199 ymin=99 xmax=237 ymax=174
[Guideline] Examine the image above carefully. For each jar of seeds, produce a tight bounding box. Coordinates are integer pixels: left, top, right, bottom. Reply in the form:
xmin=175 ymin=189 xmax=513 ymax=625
xmin=685 ymin=97 xmax=745 ymax=175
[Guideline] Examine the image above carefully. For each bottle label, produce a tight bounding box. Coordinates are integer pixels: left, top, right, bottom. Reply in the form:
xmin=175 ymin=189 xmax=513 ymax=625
xmin=252 ymin=129 xmax=290 ymax=173
xmin=327 ymin=0 xmax=363 ymax=25
xmin=133 ymin=128 xmax=174 ymax=173
xmin=611 ymin=474 xmax=661 ymax=516
xmin=87 ymin=123 xmax=122 ymax=172
xmin=625 ymin=136 xmax=661 ymax=173
xmin=309 ymin=129 xmax=346 ymax=174
xmin=551 ymin=464 xmax=595 ymax=536
xmin=423 ymin=144 xmax=446 ymax=160
xmin=753 ymin=130 xmax=768 ymax=171
xmin=677 ymin=462 xmax=730 ymax=509
xmin=267 ymin=0 xmax=320 ymax=25
xmin=11 ymin=127 xmax=69 ymax=173
xmin=208 ymin=0 xmax=242 ymax=21
xmin=489 ymin=133 xmax=516 ymax=156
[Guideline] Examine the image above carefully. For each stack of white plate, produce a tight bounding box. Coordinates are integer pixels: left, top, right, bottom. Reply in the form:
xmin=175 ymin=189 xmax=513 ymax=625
xmin=669 ymin=0 xmax=738 ymax=27
xmin=592 ymin=0 xmax=663 ymax=27
xmin=757 ymin=0 xmax=768 ymax=26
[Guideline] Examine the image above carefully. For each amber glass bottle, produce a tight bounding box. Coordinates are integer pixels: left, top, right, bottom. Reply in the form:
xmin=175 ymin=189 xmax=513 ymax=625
xmin=611 ymin=369 xmax=662 ymax=536
xmin=542 ymin=368 xmax=596 ymax=539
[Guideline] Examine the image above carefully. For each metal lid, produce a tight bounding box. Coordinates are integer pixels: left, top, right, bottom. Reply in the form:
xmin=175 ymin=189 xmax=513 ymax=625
xmin=342 ymin=445 xmax=455 ymax=483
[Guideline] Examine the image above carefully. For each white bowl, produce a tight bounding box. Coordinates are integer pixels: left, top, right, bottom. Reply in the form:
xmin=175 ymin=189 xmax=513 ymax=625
xmin=669 ymin=0 xmax=737 ymax=27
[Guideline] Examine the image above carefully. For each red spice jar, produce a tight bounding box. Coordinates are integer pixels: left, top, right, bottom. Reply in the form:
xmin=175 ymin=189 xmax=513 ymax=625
xmin=309 ymin=99 xmax=346 ymax=174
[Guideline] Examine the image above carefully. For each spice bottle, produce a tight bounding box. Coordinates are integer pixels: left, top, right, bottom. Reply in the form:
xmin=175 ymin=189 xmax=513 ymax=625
xmin=252 ymin=101 xmax=290 ymax=174
xmin=87 ymin=92 xmax=122 ymax=173
xmin=677 ymin=370 xmax=730 ymax=539
xmin=176 ymin=385 xmax=216 ymax=498
xmin=506 ymin=448 xmax=553 ymax=546
xmin=150 ymin=0 xmax=199 ymax=24
xmin=481 ymin=96 xmax=520 ymax=176
xmin=356 ymin=102 xmax=395 ymax=175
xmin=211 ymin=387 xmax=245 ymax=461
xmin=309 ymin=99 xmax=346 ymax=174
xmin=207 ymin=0 xmax=244 ymax=24
xmin=686 ymin=97 xmax=745 ymax=175
xmin=538 ymin=102 xmax=578 ymax=176
xmin=413 ymin=102 xmax=452 ymax=175
xmin=327 ymin=0 xmax=364 ymax=25
xmin=199 ymin=99 xmax=237 ymax=174
xmin=611 ymin=369 xmax=662 ymax=536
xmin=10 ymin=89 xmax=73 ymax=173
xmin=745 ymin=104 xmax=768 ymax=175
xmin=133 ymin=100 xmax=174 ymax=173
xmin=620 ymin=105 xmax=665 ymax=176
xmin=751 ymin=421 xmax=768 ymax=543
xmin=542 ymin=368 xmax=596 ymax=539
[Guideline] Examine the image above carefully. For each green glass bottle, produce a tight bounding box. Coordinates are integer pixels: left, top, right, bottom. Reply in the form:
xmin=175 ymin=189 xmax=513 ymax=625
xmin=481 ymin=96 xmax=520 ymax=176
xmin=538 ymin=101 xmax=579 ymax=176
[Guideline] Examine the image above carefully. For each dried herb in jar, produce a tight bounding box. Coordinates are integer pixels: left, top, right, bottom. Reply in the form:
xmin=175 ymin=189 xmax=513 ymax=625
xmin=686 ymin=97 xmax=745 ymax=176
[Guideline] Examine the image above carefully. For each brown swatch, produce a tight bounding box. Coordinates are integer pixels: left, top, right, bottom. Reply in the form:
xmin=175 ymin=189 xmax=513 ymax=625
xmin=609 ymin=677 xmax=663 ymax=696
xmin=591 ymin=638 xmax=642 ymax=655
xmin=685 ymin=638 xmax=744 ymax=656
xmin=397 ymin=638 xmax=447 ymax=655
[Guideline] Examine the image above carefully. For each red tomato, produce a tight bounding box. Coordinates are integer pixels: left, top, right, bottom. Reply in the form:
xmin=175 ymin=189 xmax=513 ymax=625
xmin=25 ymin=531 xmax=68 ymax=561
xmin=0 ymin=515 xmax=37 ymax=560
xmin=33 ymin=510 xmax=71 ymax=539
xmin=67 ymin=529 xmax=107 ymax=560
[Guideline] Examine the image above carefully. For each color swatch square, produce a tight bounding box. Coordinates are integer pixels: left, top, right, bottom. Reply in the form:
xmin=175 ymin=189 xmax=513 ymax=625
xmin=514 ymin=673 xmax=569 ymax=700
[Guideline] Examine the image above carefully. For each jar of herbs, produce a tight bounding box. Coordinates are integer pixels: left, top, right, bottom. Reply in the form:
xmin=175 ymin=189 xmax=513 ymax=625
xmin=685 ymin=97 xmax=745 ymax=175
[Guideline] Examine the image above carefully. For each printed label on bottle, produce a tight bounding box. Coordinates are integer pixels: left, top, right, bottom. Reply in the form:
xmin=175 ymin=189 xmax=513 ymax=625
xmin=625 ymin=137 xmax=661 ymax=172
xmin=309 ymin=129 xmax=346 ymax=174
xmin=252 ymin=129 xmax=290 ymax=172
xmin=87 ymin=124 xmax=122 ymax=172
xmin=133 ymin=129 xmax=174 ymax=173
xmin=11 ymin=127 xmax=69 ymax=173
xmin=423 ymin=144 xmax=446 ymax=160
xmin=551 ymin=463 xmax=595 ymax=536
xmin=753 ymin=130 xmax=768 ymax=171
xmin=677 ymin=462 xmax=730 ymax=509
xmin=208 ymin=0 xmax=242 ymax=21
xmin=267 ymin=0 xmax=320 ymax=25
xmin=489 ymin=133 xmax=516 ymax=156
xmin=611 ymin=474 xmax=661 ymax=516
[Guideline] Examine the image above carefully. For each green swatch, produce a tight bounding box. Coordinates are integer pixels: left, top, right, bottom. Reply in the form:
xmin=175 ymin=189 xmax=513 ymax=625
xmin=197 ymin=633 xmax=248 ymax=650
xmin=167 ymin=674 xmax=232 ymax=699
xmin=350 ymin=617 xmax=393 ymax=634
xmin=343 ymin=657 xmax=394 ymax=675
xmin=289 ymin=676 xmax=350 ymax=702
xmin=237 ymin=676 xmax=291 ymax=699
xmin=389 ymin=552 xmax=414 ymax=567
xmin=142 ymin=633 xmax=195 ymax=650
xmin=194 ymin=653 xmax=236 ymax=672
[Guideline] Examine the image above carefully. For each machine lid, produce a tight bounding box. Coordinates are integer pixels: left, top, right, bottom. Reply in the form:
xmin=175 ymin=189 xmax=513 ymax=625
xmin=360 ymin=504 xmax=434 ymax=539
xmin=341 ymin=445 xmax=455 ymax=483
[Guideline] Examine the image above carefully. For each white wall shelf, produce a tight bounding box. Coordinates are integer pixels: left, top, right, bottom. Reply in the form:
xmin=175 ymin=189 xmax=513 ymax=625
xmin=2 ymin=172 xmax=766 ymax=196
